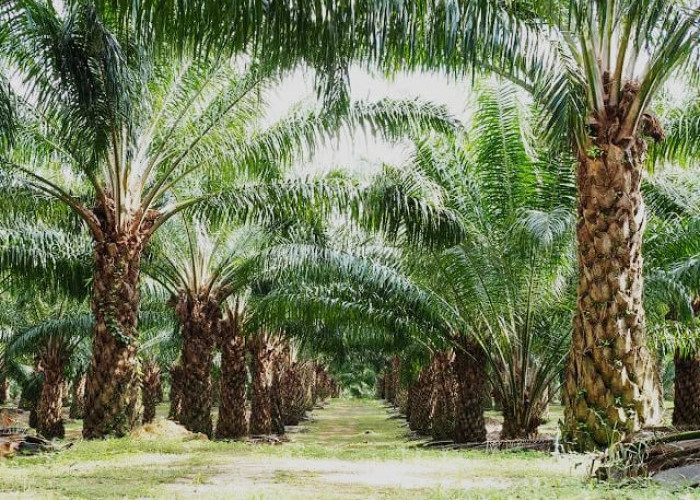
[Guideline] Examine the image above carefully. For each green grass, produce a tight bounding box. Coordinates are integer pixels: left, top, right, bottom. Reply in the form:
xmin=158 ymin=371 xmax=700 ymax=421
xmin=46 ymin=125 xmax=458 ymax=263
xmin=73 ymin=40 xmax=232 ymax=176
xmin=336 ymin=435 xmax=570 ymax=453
xmin=0 ymin=399 xmax=698 ymax=499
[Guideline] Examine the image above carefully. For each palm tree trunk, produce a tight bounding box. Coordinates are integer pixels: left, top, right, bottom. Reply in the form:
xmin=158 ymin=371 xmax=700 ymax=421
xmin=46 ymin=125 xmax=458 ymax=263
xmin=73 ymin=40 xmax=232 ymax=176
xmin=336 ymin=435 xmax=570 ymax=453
xmin=175 ymin=294 xmax=219 ymax=437
xmin=389 ymin=357 xmax=400 ymax=406
xmin=301 ymin=363 xmax=316 ymax=412
xmin=406 ymin=381 xmax=418 ymax=424
xmin=83 ymin=235 xmax=143 ymax=439
xmin=453 ymin=338 xmax=487 ymax=443
xmin=168 ymin=365 xmax=184 ymax=421
xmin=249 ymin=335 xmax=272 ymax=435
xmin=216 ymin=314 xmax=248 ymax=440
xmin=142 ymin=360 xmax=162 ymax=424
xmin=384 ymin=363 xmax=397 ymax=404
xmin=270 ymin=350 xmax=285 ymax=435
xmin=409 ymin=365 xmax=434 ymax=434
xmin=376 ymin=374 xmax=385 ymax=399
xmin=431 ymin=351 xmax=455 ymax=441
xmin=69 ymin=374 xmax=86 ymax=419
xmin=281 ymin=361 xmax=306 ymax=425
xmin=0 ymin=376 xmax=9 ymax=405
xmin=673 ymin=349 xmax=700 ymax=429
xmin=36 ymin=350 xmax=66 ymax=439
xmin=315 ymin=365 xmax=332 ymax=402
xmin=564 ymin=142 xmax=663 ymax=450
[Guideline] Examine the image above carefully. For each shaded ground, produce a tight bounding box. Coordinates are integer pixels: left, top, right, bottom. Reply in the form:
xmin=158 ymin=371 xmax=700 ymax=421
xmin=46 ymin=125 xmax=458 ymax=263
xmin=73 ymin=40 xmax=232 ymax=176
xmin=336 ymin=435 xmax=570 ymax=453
xmin=0 ymin=399 xmax=697 ymax=499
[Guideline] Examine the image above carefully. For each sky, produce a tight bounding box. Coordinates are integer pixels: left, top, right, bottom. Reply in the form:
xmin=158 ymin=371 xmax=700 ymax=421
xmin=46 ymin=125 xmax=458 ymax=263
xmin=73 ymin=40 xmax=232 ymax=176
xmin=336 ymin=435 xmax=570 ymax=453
xmin=264 ymin=66 xmax=473 ymax=179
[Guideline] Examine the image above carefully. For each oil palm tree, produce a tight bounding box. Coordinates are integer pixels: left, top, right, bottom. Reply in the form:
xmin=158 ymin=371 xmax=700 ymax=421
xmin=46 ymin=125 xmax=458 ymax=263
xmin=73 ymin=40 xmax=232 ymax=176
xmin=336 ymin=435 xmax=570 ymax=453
xmin=4 ymin=296 xmax=92 ymax=439
xmin=146 ymin=221 xmax=265 ymax=436
xmin=643 ymin=169 xmax=700 ymax=429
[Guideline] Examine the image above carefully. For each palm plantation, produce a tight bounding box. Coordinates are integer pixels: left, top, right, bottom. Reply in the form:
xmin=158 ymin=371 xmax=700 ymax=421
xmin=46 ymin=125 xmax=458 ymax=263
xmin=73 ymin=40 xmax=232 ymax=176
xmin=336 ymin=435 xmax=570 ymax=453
xmin=0 ymin=0 xmax=700 ymax=498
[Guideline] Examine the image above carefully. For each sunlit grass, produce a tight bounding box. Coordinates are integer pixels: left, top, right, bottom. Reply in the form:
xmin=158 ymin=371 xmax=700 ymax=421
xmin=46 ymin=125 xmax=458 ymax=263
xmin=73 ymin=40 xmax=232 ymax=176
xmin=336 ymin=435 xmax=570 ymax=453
xmin=0 ymin=399 xmax=694 ymax=499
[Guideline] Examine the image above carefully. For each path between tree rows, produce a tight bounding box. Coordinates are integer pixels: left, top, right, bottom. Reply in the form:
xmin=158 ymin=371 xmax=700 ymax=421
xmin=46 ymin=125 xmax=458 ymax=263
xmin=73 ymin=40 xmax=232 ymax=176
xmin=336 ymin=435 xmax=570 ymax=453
xmin=3 ymin=399 xmax=689 ymax=499
xmin=167 ymin=399 xmax=587 ymax=499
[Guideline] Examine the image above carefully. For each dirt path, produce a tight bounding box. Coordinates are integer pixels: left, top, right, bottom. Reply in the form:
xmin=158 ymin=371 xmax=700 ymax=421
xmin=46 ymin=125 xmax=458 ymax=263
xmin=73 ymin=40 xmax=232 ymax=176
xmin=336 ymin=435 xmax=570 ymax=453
xmin=167 ymin=399 xmax=583 ymax=500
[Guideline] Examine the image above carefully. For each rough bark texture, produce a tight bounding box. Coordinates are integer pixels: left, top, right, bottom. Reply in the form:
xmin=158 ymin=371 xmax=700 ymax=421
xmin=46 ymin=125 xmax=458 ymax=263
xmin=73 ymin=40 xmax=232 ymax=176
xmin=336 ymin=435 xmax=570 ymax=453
xmin=175 ymin=293 xmax=219 ymax=437
xmin=36 ymin=348 xmax=67 ymax=439
xmin=301 ymin=363 xmax=316 ymax=412
xmin=69 ymin=375 xmax=86 ymax=420
xmin=453 ymin=338 xmax=487 ymax=443
xmin=270 ymin=350 xmax=285 ymax=435
xmin=409 ymin=365 xmax=434 ymax=434
xmin=249 ymin=335 xmax=273 ymax=435
xmin=280 ymin=360 xmax=306 ymax=425
xmin=376 ymin=374 xmax=385 ymax=399
xmin=168 ymin=365 xmax=184 ymax=421
xmin=0 ymin=376 xmax=9 ymax=405
xmin=315 ymin=365 xmax=333 ymax=402
xmin=384 ymin=357 xmax=400 ymax=406
xmin=564 ymin=129 xmax=663 ymax=449
xmin=215 ymin=313 xmax=248 ymax=440
xmin=397 ymin=388 xmax=409 ymax=415
xmin=83 ymin=233 xmax=144 ymax=439
xmin=672 ymin=350 xmax=700 ymax=429
xmin=141 ymin=360 xmax=161 ymax=424
xmin=431 ymin=352 xmax=455 ymax=441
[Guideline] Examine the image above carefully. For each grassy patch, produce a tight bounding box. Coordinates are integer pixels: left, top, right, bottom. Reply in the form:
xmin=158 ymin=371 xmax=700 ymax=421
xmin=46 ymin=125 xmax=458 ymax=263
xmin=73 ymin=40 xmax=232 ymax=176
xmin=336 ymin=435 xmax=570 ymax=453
xmin=0 ymin=399 xmax=692 ymax=499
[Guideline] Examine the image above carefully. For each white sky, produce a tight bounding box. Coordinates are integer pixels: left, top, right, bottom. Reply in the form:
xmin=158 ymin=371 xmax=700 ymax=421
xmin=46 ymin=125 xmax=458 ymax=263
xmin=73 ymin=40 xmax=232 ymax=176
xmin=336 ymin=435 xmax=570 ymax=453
xmin=265 ymin=67 xmax=692 ymax=181
xmin=264 ymin=66 xmax=472 ymax=179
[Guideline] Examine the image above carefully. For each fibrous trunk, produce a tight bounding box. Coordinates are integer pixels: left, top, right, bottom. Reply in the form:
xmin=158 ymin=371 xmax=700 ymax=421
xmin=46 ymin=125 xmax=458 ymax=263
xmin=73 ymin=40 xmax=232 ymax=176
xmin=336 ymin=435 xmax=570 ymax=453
xmin=249 ymin=335 xmax=273 ymax=435
xmin=301 ymin=363 xmax=316 ymax=412
xmin=409 ymin=365 xmax=434 ymax=434
xmin=281 ymin=361 xmax=306 ymax=426
xmin=376 ymin=374 xmax=385 ymax=399
xmin=564 ymin=140 xmax=662 ymax=450
xmin=0 ymin=376 xmax=9 ymax=405
xmin=673 ymin=349 xmax=700 ymax=429
xmin=431 ymin=351 xmax=455 ymax=441
xmin=315 ymin=365 xmax=333 ymax=402
xmin=168 ymin=365 xmax=184 ymax=421
xmin=216 ymin=313 xmax=248 ymax=440
xmin=453 ymin=338 xmax=487 ymax=443
xmin=384 ymin=358 xmax=400 ymax=405
xmin=270 ymin=349 xmax=285 ymax=435
xmin=175 ymin=293 xmax=219 ymax=437
xmin=83 ymin=232 xmax=143 ymax=439
xmin=142 ymin=360 xmax=162 ymax=424
xmin=69 ymin=375 xmax=86 ymax=420
xmin=36 ymin=349 xmax=67 ymax=439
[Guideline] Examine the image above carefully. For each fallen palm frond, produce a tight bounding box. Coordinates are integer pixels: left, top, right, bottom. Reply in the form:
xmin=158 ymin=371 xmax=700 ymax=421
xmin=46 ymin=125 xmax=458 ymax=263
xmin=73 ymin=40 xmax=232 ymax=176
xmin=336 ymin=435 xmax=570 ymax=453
xmin=0 ymin=428 xmax=56 ymax=458
xmin=419 ymin=438 xmax=556 ymax=453
xmin=595 ymin=431 xmax=700 ymax=481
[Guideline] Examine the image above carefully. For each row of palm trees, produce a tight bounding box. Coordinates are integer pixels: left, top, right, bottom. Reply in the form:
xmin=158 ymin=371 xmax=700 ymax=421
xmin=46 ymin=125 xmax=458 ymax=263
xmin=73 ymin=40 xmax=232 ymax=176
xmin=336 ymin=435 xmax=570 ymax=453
xmin=0 ymin=1 xmax=453 ymax=439
xmin=0 ymin=0 xmax=698 ymax=451
xmin=258 ymin=84 xmax=700 ymax=447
